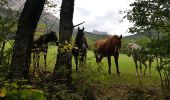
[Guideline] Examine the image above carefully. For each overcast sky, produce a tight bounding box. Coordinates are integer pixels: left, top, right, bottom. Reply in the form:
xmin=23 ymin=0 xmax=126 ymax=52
xmin=73 ymin=0 xmax=135 ymax=36
xmin=51 ymin=0 xmax=134 ymax=36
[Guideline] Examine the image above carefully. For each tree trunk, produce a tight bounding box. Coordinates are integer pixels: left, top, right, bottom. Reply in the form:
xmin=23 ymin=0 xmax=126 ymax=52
xmin=53 ymin=0 xmax=75 ymax=86
xmin=9 ymin=0 xmax=45 ymax=80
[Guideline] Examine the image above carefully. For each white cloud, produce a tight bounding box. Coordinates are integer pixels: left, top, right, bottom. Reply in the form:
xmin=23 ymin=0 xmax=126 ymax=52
xmin=50 ymin=0 xmax=135 ymax=36
xmin=73 ymin=0 xmax=135 ymax=36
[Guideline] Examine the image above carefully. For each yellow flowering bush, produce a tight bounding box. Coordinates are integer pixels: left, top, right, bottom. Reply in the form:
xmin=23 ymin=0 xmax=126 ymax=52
xmin=58 ymin=41 xmax=73 ymax=54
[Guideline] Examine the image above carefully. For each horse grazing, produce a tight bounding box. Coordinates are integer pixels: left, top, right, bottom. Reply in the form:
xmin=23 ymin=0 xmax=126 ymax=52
xmin=32 ymin=31 xmax=58 ymax=70
xmin=72 ymin=27 xmax=88 ymax=72
xmin=94 ymin=35 xmax=122 ymax=75
xmin=127 ymin=43 xmax=154 ymax=76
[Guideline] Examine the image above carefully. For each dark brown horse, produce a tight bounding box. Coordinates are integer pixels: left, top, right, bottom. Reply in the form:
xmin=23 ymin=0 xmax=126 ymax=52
xmin=72 ymin=27 xmax=88 ymax=72
xmin=94 ymin=35 xmax=122 ymax=75
xmin=32 ymin=31 xmax=58 ymax=70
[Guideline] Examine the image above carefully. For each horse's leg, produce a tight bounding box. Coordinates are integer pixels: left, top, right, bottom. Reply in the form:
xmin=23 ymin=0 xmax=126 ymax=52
xmin=83 ymin=51 xmax=87 ymax=66
xmin=107 ymin=56 xmax=111 ymax=74
xmin=37 ymin=53 xmax=40 ymax=69
xmin=139 ymin=60 xmax=142 ymax=75
xmin=133 ymin=56 xmax=138 ymax=75
xmin=32 ymin=53 xmax=35 ymax=67
xmin=35 ymin=53 xmax=38 ymax=68
xmin=34 ymin=53 xmax=39 ymax=74
xmin=149 ymin=59 xmax=152 ymax=76
xmin=84 ymin=51 xmax=87 ymax=64
xmin=75 ymin=56 xmax=78 ymax=72
xmin=33 ymin=53 xmax=36 ymax=74
xmin=44 ymin=46 xmax=48 ymax=71
xmin=44 ymin=53 xmax=47 ymax=70
xmin=81 ymin=53 xmax=84 ymax=65
xmin=143 ymin=61 xmax=148 ymax=76
xmin=114 ymin=53 xmax=120 ymax=76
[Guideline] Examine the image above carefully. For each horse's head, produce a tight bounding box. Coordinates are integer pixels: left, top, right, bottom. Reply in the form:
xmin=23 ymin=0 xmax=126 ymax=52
xmin=111 ymin=34 xmax=122 ymax=52
xmin=126 ymin=43 xmax=133 ymax=56
xmin=78 ymin=27 xmax=84 ymax=35
xmin=47 ymin=31 xmax=59 ymax=45
xmin=75 ymin=27 xmax=85 ymax=48
xmin=94 ymin=49 xmax=103 ymax=64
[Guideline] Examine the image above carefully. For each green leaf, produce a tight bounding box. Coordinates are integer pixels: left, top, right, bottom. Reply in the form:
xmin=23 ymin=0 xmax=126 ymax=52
xmin=6 ymin=89 xmax=19 ymax=100
xmin=31 ymin=89 xmax=44 ymax=93
xmin=19 ymin=89 xmax=32 ymax=100
xmin=0 ymin=87 xmax=7 ymax=97
xmin=21 ymin=85 xmax=33 ymax=89
xmin=11 ymin=83 xmax=18 ymax=88
xmin=31 ymin=91 xmax=46 ymax=100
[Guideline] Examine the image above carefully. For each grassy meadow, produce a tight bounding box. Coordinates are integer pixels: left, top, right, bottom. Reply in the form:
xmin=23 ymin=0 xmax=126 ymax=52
xmin=35 ymin=45 xmax=160 ymax=88
xmin=4 ymin=42 xmax=162 ymax=99
xmin=4 ymin=41 xmax=161 ymax=87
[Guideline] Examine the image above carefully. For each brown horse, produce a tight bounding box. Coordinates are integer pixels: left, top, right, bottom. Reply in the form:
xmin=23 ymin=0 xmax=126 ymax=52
xmin=94 ymin=35 xmax=122 ymax=75
xmin=32 ymin=31 xmax=58 ymax=70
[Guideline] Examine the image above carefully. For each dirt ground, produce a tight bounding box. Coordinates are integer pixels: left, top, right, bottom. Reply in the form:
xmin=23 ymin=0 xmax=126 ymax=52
xmin=83 ymin=83 xmax=163 ymax=100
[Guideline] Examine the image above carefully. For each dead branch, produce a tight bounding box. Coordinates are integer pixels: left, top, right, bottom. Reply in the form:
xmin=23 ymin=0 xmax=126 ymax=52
xmin=73 ymin=21 xmax=85 ymax=28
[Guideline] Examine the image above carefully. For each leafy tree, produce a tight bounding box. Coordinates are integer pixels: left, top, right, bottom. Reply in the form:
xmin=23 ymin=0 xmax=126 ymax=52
xmin=125 ymin=0 xmax=170 ymax=40
xmin=9 ymin=0 xmax=46 ymax=80
xmin=0 ymin=1 xmax=19 ymax=79
xmin=0 ymin=13 xmax=16 ymax=65
xmin=125 ymin=0 xmax=170 ymax=91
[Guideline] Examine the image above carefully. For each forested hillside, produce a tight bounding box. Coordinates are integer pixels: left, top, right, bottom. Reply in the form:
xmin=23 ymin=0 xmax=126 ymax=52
xmin=2 ymin=0 xmax=150 ymax=51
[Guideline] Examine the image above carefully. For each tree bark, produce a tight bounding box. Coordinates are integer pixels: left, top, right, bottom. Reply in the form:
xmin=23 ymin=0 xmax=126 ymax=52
xmin=9 ymin=0 xmax=45 ymax=80
xmin=53 ymin=0 xmax=75 ymax=86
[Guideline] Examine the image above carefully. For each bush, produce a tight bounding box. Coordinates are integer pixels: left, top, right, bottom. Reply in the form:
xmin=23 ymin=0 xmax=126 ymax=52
xmin=0 ymin=82 xmax=46 ymax=100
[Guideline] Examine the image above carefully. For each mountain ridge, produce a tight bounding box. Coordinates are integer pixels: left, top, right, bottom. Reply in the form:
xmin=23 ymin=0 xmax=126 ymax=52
xmin=92 ymin=29 xmax=109 ymax=35
xmin=2 ymin=0 xmax=149 ymax=50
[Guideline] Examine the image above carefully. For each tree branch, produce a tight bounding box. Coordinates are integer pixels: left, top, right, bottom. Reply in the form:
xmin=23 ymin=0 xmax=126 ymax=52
xmin=49 ymin=17 xmax=58 ymax=31
xmin=73 ymin=21 xmax=85 ymax=28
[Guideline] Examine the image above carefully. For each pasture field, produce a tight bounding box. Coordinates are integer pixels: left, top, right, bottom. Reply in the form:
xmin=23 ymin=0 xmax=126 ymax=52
xmin=4 ymin=43 xmax=162 ymax=99
xmin=36 ymin=45 xmax=160 ymax=87
xmin=5 ymin=43 xmax=161 ymax=87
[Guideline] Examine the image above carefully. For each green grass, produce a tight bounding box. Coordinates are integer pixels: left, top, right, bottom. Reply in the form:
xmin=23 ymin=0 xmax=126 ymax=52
xmin=82 ymin=50 xmax=160 ymax=86
xmin=4 ymin=43 xmax=161 ymax=87
xmin=43 ymin=46 xmax=160 ymax=87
